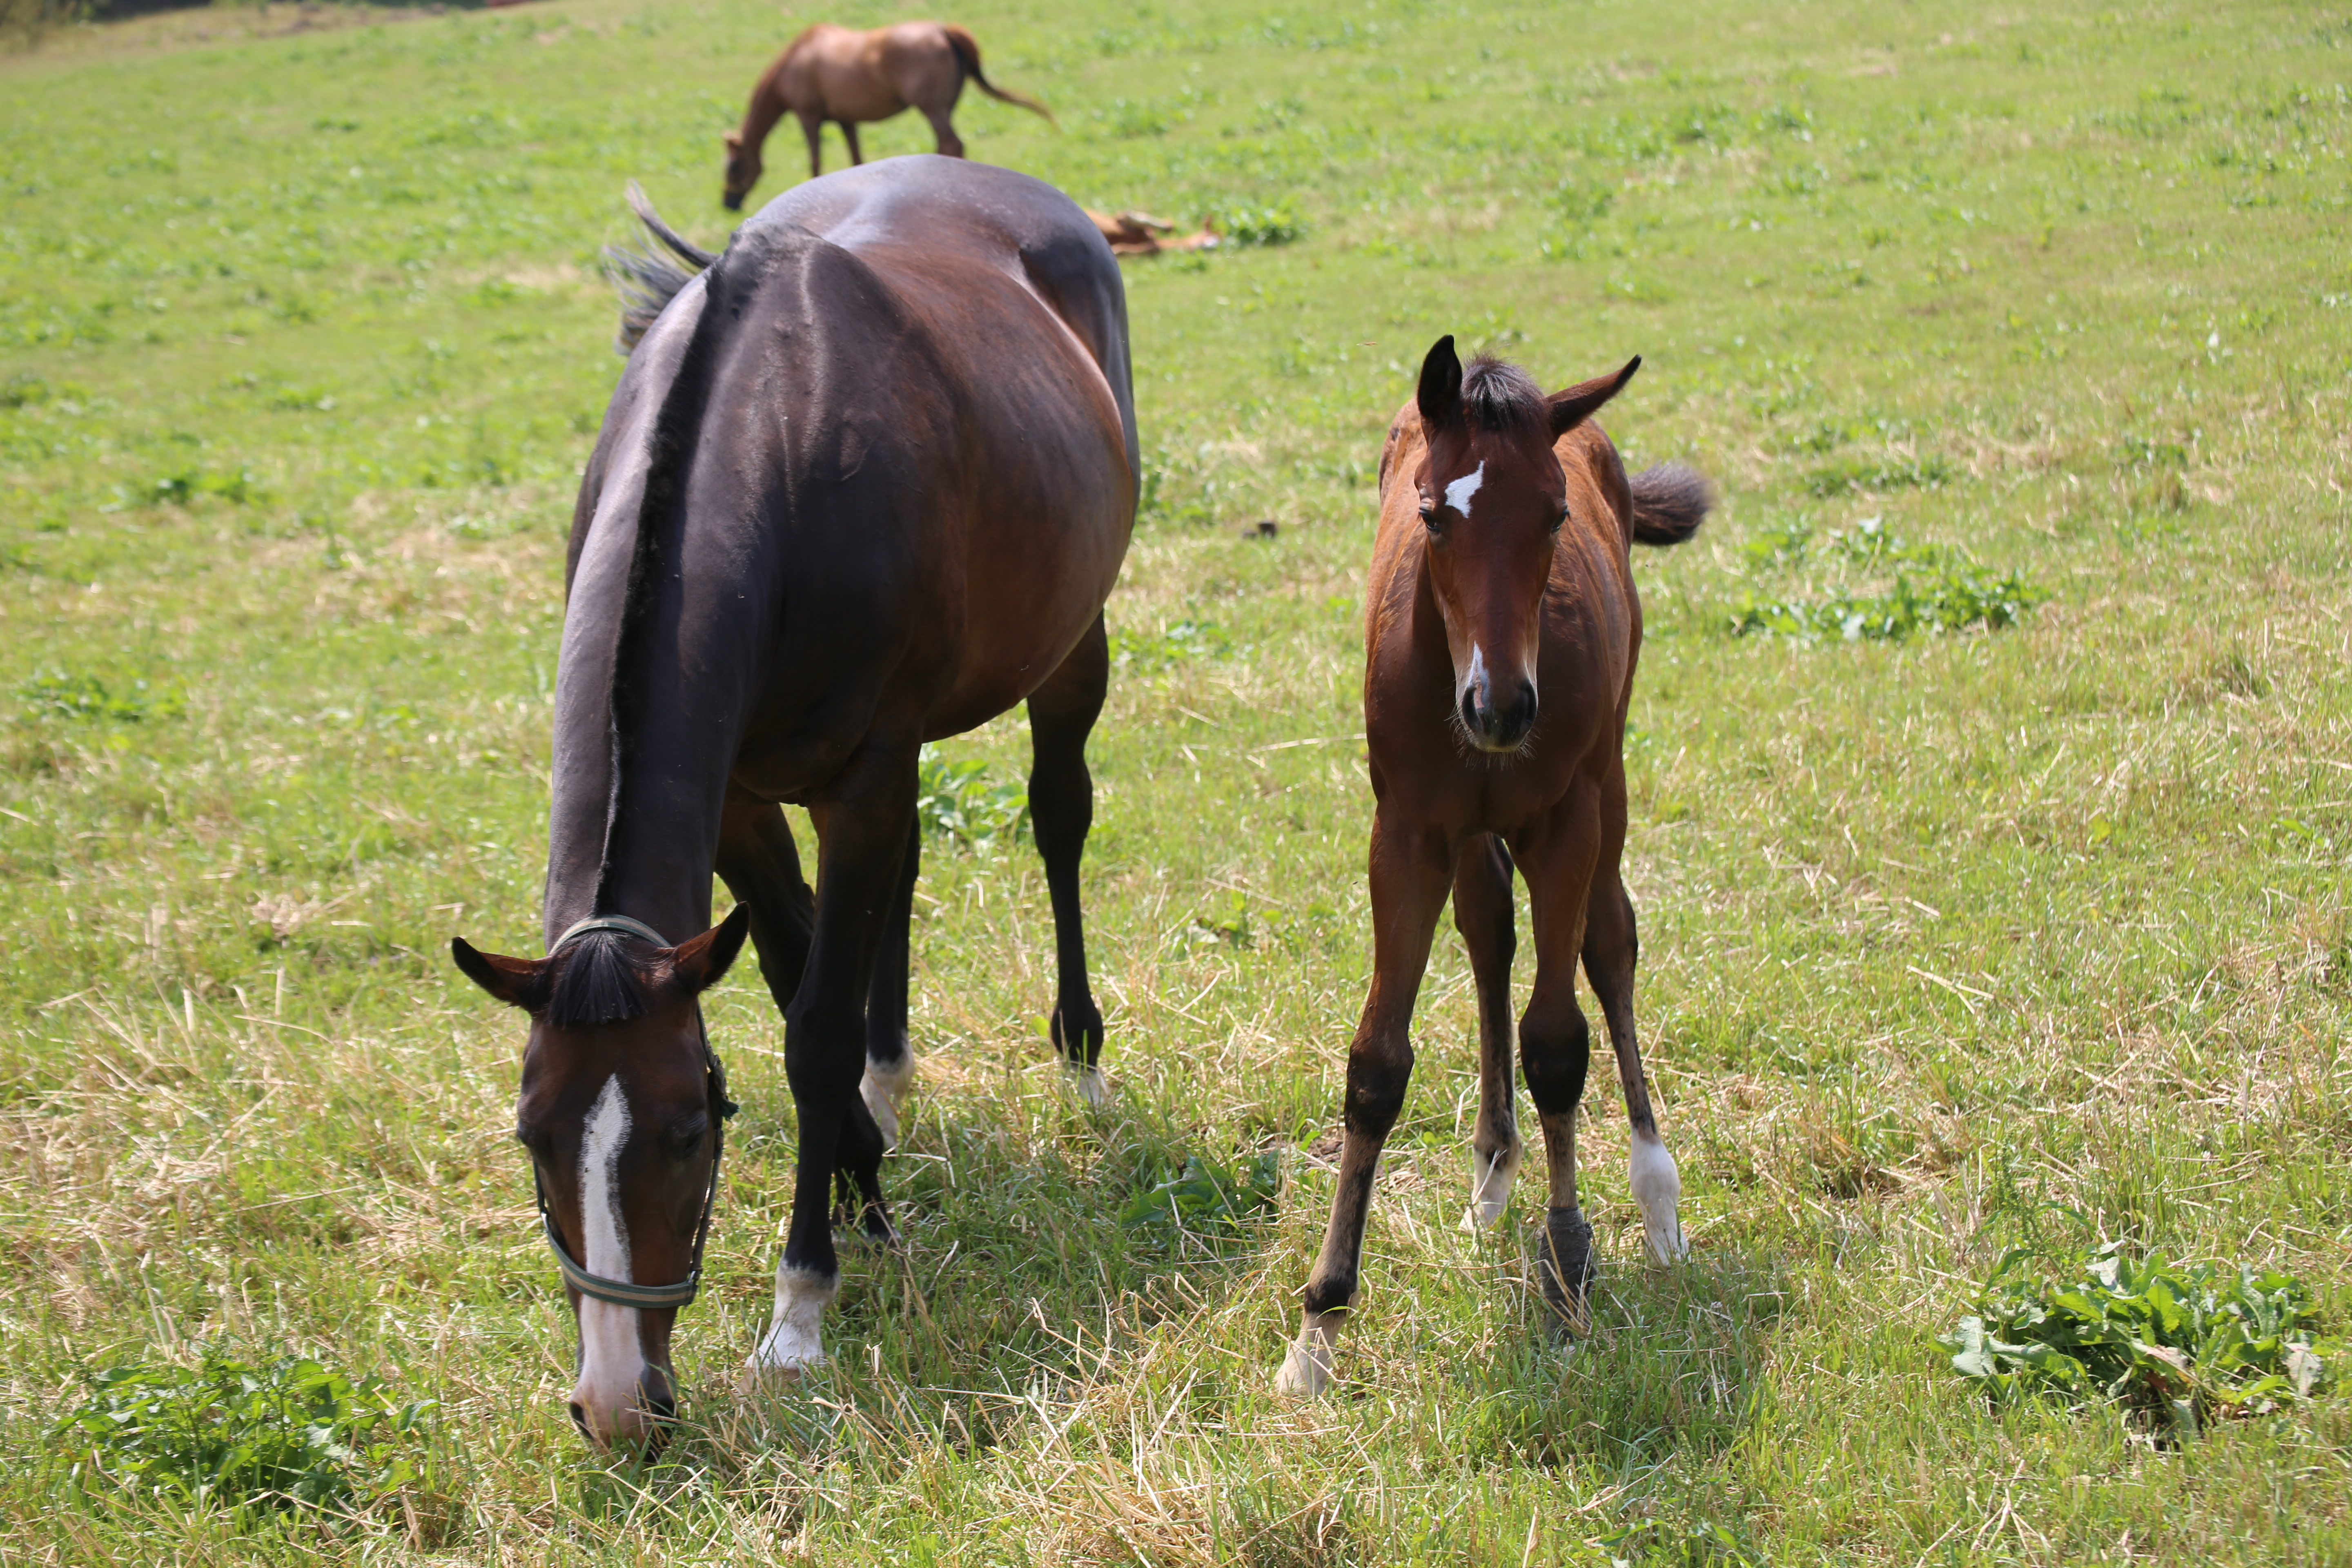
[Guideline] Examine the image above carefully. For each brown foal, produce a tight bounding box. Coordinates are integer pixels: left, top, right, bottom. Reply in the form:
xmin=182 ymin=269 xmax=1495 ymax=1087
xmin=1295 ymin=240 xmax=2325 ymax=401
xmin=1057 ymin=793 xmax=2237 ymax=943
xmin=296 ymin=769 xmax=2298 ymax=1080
xmin=1277 ymin=337 xmax=1711 ymax=1396
xmin=723 ymin=21 xmax=1052 ymax=209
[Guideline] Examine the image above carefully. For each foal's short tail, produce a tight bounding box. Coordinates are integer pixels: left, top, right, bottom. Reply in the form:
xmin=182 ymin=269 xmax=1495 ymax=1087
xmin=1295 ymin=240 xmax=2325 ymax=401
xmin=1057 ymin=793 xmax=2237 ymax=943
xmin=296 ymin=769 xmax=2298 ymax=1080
xmin=943 ymin=25 xmax=1057 ymax=125
xmin=1628 ymin=462 xmax=1713 ymax=548
xmin=602 ymin=181 xmax=719 ymax=356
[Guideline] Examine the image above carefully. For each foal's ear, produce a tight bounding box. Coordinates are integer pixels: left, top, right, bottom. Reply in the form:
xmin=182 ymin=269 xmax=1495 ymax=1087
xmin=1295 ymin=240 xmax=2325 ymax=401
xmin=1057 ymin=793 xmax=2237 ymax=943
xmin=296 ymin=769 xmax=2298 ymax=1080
xmin=1416 ymin=334 xmax=1464 ymax=432
xmin=723 ymin=130 xmax=743 ymax=153
xmin=452 ymin=938 xmax=553 ymax=1012
xmin=670 ymin=904 xmax=752 ymax=995
xmin=1547 ymin=356 xmax=1641 ymax=437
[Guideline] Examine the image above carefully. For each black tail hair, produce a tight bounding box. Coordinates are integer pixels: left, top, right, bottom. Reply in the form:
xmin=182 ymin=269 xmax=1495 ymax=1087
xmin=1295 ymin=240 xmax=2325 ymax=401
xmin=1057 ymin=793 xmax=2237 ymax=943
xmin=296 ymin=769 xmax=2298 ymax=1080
xmin=1628 ymin=462 xmax=1712 ymax=548
xmin=603 ymin=181 xmax=719 ymax=356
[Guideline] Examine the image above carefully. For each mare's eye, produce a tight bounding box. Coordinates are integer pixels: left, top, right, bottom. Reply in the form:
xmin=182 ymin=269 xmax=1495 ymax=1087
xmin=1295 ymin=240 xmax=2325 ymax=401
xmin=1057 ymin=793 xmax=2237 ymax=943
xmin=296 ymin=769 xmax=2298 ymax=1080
xmin=514 ymin=1125 xmax=549 ymax=1160
xmin=664 ymin=1114 xmax=711 ymax=1159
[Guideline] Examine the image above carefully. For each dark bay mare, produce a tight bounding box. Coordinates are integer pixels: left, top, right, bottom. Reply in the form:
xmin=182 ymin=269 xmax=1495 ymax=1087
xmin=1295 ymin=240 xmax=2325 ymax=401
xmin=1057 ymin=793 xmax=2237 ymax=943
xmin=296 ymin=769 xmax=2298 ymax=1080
xmin=452 ymin=156 xmax=1137 ymax=1448
xmin=1277 ymin=337 xmax=1710 ymax=1396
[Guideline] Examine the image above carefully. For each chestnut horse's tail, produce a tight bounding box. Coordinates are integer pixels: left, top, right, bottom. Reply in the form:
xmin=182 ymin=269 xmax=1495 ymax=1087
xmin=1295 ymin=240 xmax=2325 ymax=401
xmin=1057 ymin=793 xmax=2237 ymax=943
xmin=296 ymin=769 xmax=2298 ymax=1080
xmin=943 ymin=25 xmax=1056 ymax=125
xmin=603 ymin=182 xmax=719 ymax=355
xmin=1628 ymin=462 xmax=1712 ymax=548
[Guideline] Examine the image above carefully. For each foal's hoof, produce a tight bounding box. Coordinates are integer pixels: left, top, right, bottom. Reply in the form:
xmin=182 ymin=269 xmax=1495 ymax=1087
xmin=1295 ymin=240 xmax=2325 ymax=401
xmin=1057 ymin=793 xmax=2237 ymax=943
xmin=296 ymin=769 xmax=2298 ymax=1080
xmin=1461 ymin=1140 xmax=1522 ymax=1232
xmin=1537 ymin=1206 xmax=1596 ymax=1335
xmin=1062 ymin=1061 xmax=1110 ymax=1110
xmin=1274 ymin=1317 xmax=1340 ymax=1399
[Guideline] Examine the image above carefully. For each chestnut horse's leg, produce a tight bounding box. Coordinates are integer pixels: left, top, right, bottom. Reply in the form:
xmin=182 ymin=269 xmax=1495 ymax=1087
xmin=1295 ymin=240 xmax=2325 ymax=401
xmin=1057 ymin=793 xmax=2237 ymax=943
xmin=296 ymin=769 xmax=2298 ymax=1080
xmin=840 ymin=120 xmax=866 ymax=166
xmin=1026 ymin=613 xmax=1108 ymax=1103
xmin=745 ymin=745 xmax=918 ymax=1379
xmin=1454 ymin=833 xmax=1522 ymax=1229
xmin=1276 ymin=808 xmax=1452 ymax=1396
xmin=920 ymin=103 xmax=966 ymax=159
xmin=858 ymin=810 xmax=921 ymax=1149
xmin=1513 ymin=786 xmax=1605 ymax=1332
xmin=798 ymin=109 xmax=826 ymax=180
xmin=1582 ymin=760 xmax=1686 ymax=1263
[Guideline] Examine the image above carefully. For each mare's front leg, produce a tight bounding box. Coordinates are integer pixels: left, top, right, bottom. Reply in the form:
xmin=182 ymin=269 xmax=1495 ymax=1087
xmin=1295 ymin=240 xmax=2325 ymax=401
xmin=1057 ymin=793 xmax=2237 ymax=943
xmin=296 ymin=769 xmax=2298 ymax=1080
xmin=745 ymin=745 xmax=916 ymax=1379
xmin=1584 ymin=759 xmax=1684 ymax=1263
xmin=1027 ymin=614 xmax=1108 ymax=1105
xmin=1276 ymin=807 xmax=1451 ymax=1396
xmin=1512 ymin=787 xmax=1605 ymax=1332
xmin=1454 ymin=834 xmax=1522 ymax=1229
xmin=858 ymin=810 xmax=920 ymax=1149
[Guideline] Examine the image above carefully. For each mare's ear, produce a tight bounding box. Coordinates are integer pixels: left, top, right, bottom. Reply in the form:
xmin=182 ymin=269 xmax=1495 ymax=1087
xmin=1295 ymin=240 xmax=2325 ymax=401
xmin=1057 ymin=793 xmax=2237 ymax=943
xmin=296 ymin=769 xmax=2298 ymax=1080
xmin=670 ymin=904 xmax=752 ymax=995
xmin=1547 ymin=356 xmax=1642 ymax=437
xmin=452 ymin=938 xmax=552 ymax=1011
xmin=1416 ymin=334 xmax=1464 ymax=432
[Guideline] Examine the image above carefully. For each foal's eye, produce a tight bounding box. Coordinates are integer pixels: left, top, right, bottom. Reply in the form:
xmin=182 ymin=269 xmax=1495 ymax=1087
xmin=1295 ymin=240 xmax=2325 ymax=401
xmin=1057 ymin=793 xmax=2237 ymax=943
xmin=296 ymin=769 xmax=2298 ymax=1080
xmin=1549 ymin=504 xmax=1570 ymax=532
xmin=1418 ymin=498 xmax=1442 ymax=534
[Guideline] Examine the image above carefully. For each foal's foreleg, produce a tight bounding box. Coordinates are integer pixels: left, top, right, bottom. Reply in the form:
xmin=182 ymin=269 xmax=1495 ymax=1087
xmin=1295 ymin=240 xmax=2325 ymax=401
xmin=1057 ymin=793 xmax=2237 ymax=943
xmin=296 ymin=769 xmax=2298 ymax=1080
xmin=746 ymin=746 xmax=917 ymax=1379
xmin=1027 ymin=614 xmax=1109 ymax=1105
xmin=1515 ymin=794 xmax=1605 ymax=1332
xmin=1453 ymin=834 xmax=1522 ymax=1230
xmin=1277 ymin=812 xmax=1450 ymax=1396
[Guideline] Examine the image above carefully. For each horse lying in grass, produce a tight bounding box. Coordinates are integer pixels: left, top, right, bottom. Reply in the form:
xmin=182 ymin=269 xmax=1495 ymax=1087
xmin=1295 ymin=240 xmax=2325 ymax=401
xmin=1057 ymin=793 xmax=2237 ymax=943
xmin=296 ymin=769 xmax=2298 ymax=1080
xmin=723 ymin=21 xmax=1054 ymax=209
xmin=453 ymin=156 xmax=1136 ymax=1450
xmin=1278 ymin=336 xmax=1711 ymax=1396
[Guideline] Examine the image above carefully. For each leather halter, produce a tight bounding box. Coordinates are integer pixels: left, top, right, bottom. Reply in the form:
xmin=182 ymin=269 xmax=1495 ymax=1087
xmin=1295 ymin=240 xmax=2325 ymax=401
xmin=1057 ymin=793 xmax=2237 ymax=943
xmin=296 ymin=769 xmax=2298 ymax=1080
xmin=532 ymin=915 xmax=739 ymax=1312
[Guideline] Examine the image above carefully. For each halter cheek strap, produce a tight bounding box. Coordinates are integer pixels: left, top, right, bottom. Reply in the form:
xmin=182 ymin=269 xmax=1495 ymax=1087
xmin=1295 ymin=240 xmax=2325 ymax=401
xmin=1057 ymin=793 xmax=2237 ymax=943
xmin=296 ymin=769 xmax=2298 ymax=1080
xmin=532 ymin=914 xmax=739 ymax=1312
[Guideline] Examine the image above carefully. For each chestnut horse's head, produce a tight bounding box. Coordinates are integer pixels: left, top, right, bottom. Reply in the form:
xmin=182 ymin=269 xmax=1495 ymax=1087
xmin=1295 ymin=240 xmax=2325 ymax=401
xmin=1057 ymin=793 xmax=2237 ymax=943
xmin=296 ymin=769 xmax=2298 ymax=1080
xmin=720 ymin=130 xmax=762 ymax=211
xmin=1409 ymin=335 xmax=1641 ymax=754
xmin=452 ymin=906 xmax=750 ymax=1451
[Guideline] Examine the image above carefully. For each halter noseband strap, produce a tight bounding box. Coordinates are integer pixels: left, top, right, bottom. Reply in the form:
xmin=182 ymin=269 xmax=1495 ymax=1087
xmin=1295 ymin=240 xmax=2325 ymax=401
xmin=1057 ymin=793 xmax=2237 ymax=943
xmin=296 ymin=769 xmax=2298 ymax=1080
xmin=532 ymin=914 xmax=738 ymax=1312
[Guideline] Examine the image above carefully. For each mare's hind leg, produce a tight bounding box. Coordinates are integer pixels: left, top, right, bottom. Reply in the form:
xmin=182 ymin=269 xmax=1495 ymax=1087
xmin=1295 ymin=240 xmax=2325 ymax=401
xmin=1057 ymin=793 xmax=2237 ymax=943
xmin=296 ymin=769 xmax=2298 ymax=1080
xmin=1454 ymin=834 xmax=1522 ymax=1230
xmin=1584 ymin=762 xmax=1684 ymax=1263
xmin=1513 ymin=787 xmax=1606 ymax=1332
xmin=1027 ymin=613 xmax=1109 ymax=1105
xmin=715 ymin=791 xmax=814 ymax=1023
xmin=744 ymin=746 xmax=918 ymax=1379
xmin=858 ymin=811 xmax=920 ymax=1150
xmin=1277 ymin=808 xmax=1451 ymax=1396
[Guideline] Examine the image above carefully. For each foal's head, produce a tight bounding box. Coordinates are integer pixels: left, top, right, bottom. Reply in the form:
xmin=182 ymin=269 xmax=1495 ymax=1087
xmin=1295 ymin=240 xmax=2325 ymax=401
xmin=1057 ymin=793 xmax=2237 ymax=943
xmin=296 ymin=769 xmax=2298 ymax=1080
xmin=720 ymin=131 xmax=762 ymax=211
xmin=1408 ymin=335 xmax=1640 ymax=753
xmin=452 ymin=907 xmax=750 ymax=1451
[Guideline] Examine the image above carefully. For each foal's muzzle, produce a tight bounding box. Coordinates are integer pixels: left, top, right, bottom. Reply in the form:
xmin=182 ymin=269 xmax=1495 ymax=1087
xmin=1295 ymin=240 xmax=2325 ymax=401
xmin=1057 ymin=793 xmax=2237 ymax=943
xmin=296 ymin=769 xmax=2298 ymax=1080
xmin=1460 ymin=675 xmax=1538 ymax=752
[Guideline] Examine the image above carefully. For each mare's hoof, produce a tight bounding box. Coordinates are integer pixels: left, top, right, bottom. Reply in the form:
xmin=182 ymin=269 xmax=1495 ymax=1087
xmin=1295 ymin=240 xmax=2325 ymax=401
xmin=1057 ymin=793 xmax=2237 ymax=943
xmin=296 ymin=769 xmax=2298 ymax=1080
xmin=735 ymin=1358 xmax=815 ymax=1399
xmin=1536 ymin=1206 xmax=1596 ymax=1335
xmin=860 ymin=1056 xmax=915 ymax=1152
xmin=1063 ymin=1062 xmax=1110 ymax=1109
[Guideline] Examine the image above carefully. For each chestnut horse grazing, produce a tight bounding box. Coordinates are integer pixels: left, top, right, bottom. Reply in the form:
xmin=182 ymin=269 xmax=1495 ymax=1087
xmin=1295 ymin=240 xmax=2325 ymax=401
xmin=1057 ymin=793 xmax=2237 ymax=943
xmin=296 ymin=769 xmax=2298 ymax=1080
xmin=723 ymin=22 xmax=1054 ymax=209
xmin=453 ymin=156 xmax=1136 ymax=1449
xmin=1276 ymin=337 xmax=1711 ymax=1396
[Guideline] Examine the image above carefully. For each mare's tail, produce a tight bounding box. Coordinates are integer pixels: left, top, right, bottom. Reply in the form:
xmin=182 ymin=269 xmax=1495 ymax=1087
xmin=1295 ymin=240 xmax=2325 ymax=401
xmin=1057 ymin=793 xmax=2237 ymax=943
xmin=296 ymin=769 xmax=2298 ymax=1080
xmin=943 ymin=25 xmax=1056 ymax=125
xmin=1628 ymin=462 xmax=1712 ymax=548
xmin=602 ymin=181 xmax=719 ymax=356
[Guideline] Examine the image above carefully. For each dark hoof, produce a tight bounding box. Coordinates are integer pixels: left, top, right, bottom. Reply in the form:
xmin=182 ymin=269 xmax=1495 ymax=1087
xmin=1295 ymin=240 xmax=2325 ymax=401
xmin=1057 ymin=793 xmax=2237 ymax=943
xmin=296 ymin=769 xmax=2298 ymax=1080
xmin=1537 ymin=1205 xmax=1595 ymax=1335
xmin=1049 ymin=999 xmax=1105 ymax=1069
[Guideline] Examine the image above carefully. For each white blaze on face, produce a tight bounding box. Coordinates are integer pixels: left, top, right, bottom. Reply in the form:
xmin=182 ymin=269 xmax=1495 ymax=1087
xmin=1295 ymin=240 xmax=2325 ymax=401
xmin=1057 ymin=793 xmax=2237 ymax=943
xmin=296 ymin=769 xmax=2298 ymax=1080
xmin=1443 ymin=460 xmax=1486 ymax=518
xmin=571 ymin=1074 xmax=646 ymax=1435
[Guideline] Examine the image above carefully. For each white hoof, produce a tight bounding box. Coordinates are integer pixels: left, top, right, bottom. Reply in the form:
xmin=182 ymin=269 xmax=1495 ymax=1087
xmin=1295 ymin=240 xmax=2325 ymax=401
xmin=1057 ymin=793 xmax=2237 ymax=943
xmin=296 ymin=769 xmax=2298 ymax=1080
xmin=860 ymin=1054 xmax=914 ymax=1152
xmin=1461 ymin=1139 xmax=1522 ymax=1231
xmin=1064 ymin=1062 xmax=1110 ymax=1109
xmin=746 ymin=1263 xmax=836 ymax=1376
xmin=1629 ymin=1130 xmax=1687 ymax=1263
xmin=1274 ymin=1313 xmax=1341 ymax=1398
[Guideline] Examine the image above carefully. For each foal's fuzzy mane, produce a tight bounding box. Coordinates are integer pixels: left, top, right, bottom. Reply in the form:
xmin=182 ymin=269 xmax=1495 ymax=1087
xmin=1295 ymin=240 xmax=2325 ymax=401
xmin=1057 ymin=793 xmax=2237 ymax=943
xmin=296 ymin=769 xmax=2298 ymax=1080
xmin=1459 ymin=356 xmax=1548 ymax=436
xmin=548 ymin=929 xmax=657 ymax=1027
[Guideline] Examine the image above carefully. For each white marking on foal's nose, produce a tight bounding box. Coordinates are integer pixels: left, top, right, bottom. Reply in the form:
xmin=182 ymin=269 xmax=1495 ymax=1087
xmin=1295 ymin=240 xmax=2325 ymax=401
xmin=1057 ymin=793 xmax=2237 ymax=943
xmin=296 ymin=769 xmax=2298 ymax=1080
xmin=573 ymin=1074 xmax=645 ymax=1436
xmin=1443 ymin=460 xmax=1486 ymax=517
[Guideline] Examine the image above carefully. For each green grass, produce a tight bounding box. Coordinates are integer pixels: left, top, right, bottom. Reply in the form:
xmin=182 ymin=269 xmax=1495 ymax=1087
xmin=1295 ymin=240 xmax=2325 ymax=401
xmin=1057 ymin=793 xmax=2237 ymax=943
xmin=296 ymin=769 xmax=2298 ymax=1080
xmin=3 ymin=0 xmax=2349 ymax=1560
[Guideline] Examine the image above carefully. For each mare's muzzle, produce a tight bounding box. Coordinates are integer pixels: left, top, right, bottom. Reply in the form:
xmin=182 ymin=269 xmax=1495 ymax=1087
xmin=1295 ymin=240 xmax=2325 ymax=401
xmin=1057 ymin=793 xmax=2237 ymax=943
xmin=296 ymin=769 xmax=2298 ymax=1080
xmin=1460 ymin=672 xmax=1538 ymax=752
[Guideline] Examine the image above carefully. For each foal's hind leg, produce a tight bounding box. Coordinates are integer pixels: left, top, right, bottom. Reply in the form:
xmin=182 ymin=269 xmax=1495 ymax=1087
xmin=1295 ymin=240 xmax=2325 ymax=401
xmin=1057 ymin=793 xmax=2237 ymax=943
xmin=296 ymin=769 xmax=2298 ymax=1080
xmin=859 ymin=810 xmax=921 ymax=1149
xmin=920 ymin=104 xmax=966 ymax=158
xmin=1454 ymin=834 xmax=1522 ymax=1230
xmin=840 ymin=120 xmax=866 ymax=166
xmin=797 ymin=110 xmax=826 ymax=179
xmin=1584 ymin=765 xmax=1685 ymax=1263
xmin=1027 ymin=613 xmax=1109 ymax=1106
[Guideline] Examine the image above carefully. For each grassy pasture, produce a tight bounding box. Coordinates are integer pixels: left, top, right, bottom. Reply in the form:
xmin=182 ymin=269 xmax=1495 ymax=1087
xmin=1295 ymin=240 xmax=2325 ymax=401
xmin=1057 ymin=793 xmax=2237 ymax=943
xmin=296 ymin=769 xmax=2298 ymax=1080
xmin=2 ymin=0 xmax=2350 ymax=1559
